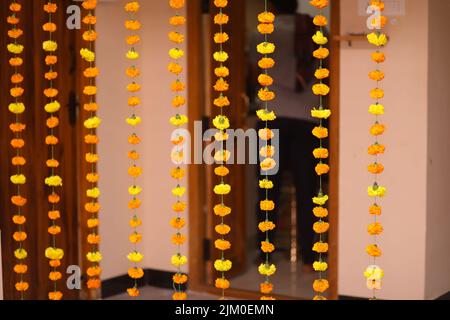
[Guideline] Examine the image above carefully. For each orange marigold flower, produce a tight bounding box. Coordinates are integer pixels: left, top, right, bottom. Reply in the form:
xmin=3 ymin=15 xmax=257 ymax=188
xmin=87 ymin=278 xmax=101 ymax=289
xmin=87 ymin=266 xmax=102 ymax=277
xmin=126 ymin=66 xmax=140 ymax=78
xmin=257 ymin=23 xmax=274 ymax=34
xmin=88 ymin=218 xmax=100 ymax=228
xmin=368 ymin=163 xmax=384 ymax=174
xmin=9 ymin=123 xmax=26 ymax=133
xmin=169 ymin=15 xmax=186 ymax=26
xmin=258 ymin=74 xmax=274 ymax=87
xmin=11 ymin=73 xmax=24 ymax=84
xmin=83 ymin=86 xmax=97 ymax=96
xmin=127 ymin=82 xmax=141 ymax=92
xmin=368 ymin=144 xmax=385 ymax=155
xmin=313 ymin=47 xmax=329 ymax=59
xmin=82 ymin=0 xmax=97 ymax=11
xmin=8 ymin=28 xmax=23 ymax=39
xmin=173 ymin=201 xmax=187 ymax=213
xmin=125 ymin=19 xmax=141 ymax=31
xmin=12 ymin=156 xmax=26 ymax=166
xmin=87 ymin=234 xmax=101 ymax=244
xmin=128 ymin=96 xmax=140 ymax=107
xmin=82 ymin=15 xmax=97 ymax=25
xmin=258 ymin=12 xmax=275 ymax=23
xmin=49 ymin=259 xmax=61 ymax=268
xmin=85 ymin=134 xmax=99 ymax=144
xmin=261 ymin=241 xmax=275 ymax=253
xmin=49 ymin=271 xmax=62 ymax=281
xmin=369 ymin=205 xmax=382 ymax=216
xmin=48 ymin=226 xmax=61 ymax=235
xmin=312 ymin=126 xmax=328 ymax=139
xmin=127 ymin=287 xmax=140 ymax=297
xmin=214 ymin=32 xmax=229 ymax=44
xmin=215 ymin=224 xmax=231 ymax=235
xmin=82 ymin=30 xmax=97 ymax=41
xmin=48 ymin=291 xmax=63 ymax=300
xmin=48 ymin=210 xmax=61 ymax=220
xmin=128 ymin=134 xmax=141 ymax=145
xmin=366 ymin=244 xmax=382 ymax=257
xmin=15 ymin=282 xmax=29 ymax=292
xmin=169 ymin=31 xmax=184 ymax=44
xmin=171 ymin=80 xmax=185 ymax=92
xmin=310 ymin=0 xmax=329 ymax=9
xmin=215 ymin=278 xmax=230 ymax=290
xmin=169 ymin=0 xmax=185 ymax=9
xmin=313 ymin=242 xmax=329 ymax=253
xmin=260 ymin=282 xmax=274 ymax=294
xmin=46 ymin=117 xmax=59 ymax=129
xmin=85 ymin=153 xmax=99 ymax=163
xmin=128 ymin=198 xmax=142 ymax=210
xmin=313 ymin=221 xmax=330 ymax=234
xmin=213 ymin=96 xmax=230 ymax=108
xmin=370 ymin=123 xmax=386 ymax=136
xmin=214 ymin=166 xmax=229 ymax=177
xmin=214 ymin=204 xmax=232 ymax=217
xmin=11 ymin=195 xmax=27 ymax=207
xmin=84 ymin=67 xmax=99 ymax=78
xmin=368 ymin=222 xmax=384 ymax=236
xmin=9 ymin=2 xmax=21 ymax=12
xmin=129 ymin=217 xmax=142 ymax=228
xmin=371 ymin=52 xmax=386 ymax=63
xmin=172 ymin=96 xmax=186 ymax=108
xmin=369 ymin=70 xmax=385 ymax=81
xmin=44 ymin=88 xmax=58 ymax=98
xmin=43 ymin=22 xmax=57 ymax=32
xmin=172 ymin=233 xmax=186 ymax=245
xmin=258 ymin=57 xmax=275 ymax=69
xmin=9 ymin=57 xmax=23 ymax=66
xmin=313 ymin=148 xmax=329 ymax=159
xmin=11 ymin=138 xmax=25 ymax=149
xmin=215 ymin=239 xmax=231 ymax=251
xmin=85 ymin=202 xmax=101 ymax=213
xmin=45 ymin=71 xmax=58 ymax=80
xmin=313 ymin=15 xmax=328 ymax=26
xmin=126 ymin=35 xmax=140 ymax=45
xmin=260 ymin=200 xmax=275 ymax=211
xmin=173 ymin=292 xmax=187 ymax=300
xmin=13 ymin=231 xmax=27 ymax=242
xmin=45 ymin=135 xmax=59 ymax=145
xmin=128 ymin=268 xmax=144 ymax=280
xmin=173 ymin=273 xmax=188 ymax=285
xmin=10 ymin=87 xmax=24 ymax=98
xmin=14 ymin=264 xmax=28 ymax=274
xmin=12 ymin=215 xmax=26 ymax=225
xmin=48 ymin=193 xmax=60 ymax=204
xmin=7 ymin=16 xmax=20 ymax=25
xmin=315 ymin=163 xmax=330 ymax=176
xmin=44 ymin=3 xmax=57 ymax=13
xmin=313 ymin=207 xmax=328 ymax=218
xmin=170 ymin=217 xmax=186 ymax=229
xmin=129 ymin=233 xmax=142 ymax=244
xmin=213 ymin=78 xmax=229 ymax=92
xmin=258 ymin=221 xmax=275 ymax=232
xmin=258 ymin=88 xmax=275 ymax=101
xmin=128 ymin=165 xmax=142 ymax=178
xmin=86 ymin=173 xmax=99 ymax=183
xmin=84 ymin=102 xmax=98 ymax=112
xmin=214 ymin=13 xmax=229 ymax=25
xmin=45 ymin=55 xmax=57 ymax=65
xmin=313 ymin=279 xmax=329 ymax=293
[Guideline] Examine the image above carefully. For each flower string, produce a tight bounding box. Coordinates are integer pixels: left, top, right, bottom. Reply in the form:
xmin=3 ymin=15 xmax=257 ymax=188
xmin=168 ymin=0 xmax=188 ymax=301
xmin=256 ymin=1 xmax=277 ymax=301
xmin=310 ymin=0 xmax=331 ymax=300
xmin=80 ymin=0 xmax=102 ymax=292
xmin=365 ymin=0 xmax=388 ymax=299
xmin=124 ymin=1 xmax=145 ymax=298
xmin=7 ymin=0 xmax=28 ymax=299
xmin=42 ymin=0 xmax=64 ymax=301
xmin=212 ymin=0 xmax=232 ymax=300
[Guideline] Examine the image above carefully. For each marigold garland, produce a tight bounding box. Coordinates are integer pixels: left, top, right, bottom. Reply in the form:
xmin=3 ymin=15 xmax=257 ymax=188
xmin=365 ymin=0 xmax=387 ymax=299
xmin=168 ymin=0 xmax=188 ymax=301
xmin=80 ymin=0 xmax=102 ymax=292
xmin=211 ymin=0 xmax=232 ymax=299
xmin=256 ymin=1 xmax=277 ymax=301
xmin=124 ymin=1 xmax=144 ymax=298
xmin=7 ymin=0 xmax=29 ymax=299
xmin=310 ymin=0 xmax=331 ymax=300
xmin=41 ymin=0 xmax=64 ymax=300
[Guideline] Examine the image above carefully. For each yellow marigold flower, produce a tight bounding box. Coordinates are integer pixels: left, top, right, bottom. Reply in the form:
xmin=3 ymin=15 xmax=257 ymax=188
xmin=14 ymin=248 xmax=27 ymax=260
xmin=369 ymin=70 xmax=385 ymax=81
xmin=213 ymin=51 xmax=229 ymax=62
xmin=80 ymin=48 xmax=95 ymax=62
xmin=126 ymin=50 xmax=139 ymax=60
xmin=258 ymin=221 xmax=276 ymax=232
xmin=129 ymin=233 xmax=143 ymax=245
xmin=313 ymin=261 xmax=328 ymax=272
xmin=126 ymin=116 xmax=142 ymax=127
xmin=261 ymin=241 xmax=275 ymax=253
xmin=258 ymin=263 xmax=276 ymax=276
xmin=313 ymin=242 xmax=329 ymax=253
xmin=45 ymin=175 xmax=63 ymax=187
xmin=171 ymin=254 xmax=187 ymax=267
xmin=368 ymin=222 xmax=384 ymax=236
xmin=369 ymin=103 xmax=384 ymax=115
xmin=214 ymin=150 xmax=231 ymax=163
xmin=128 ymin=185 xmax=143 ymax=196
xmin=364 ymin=265 xmax=384 ymax=280
xmin=169 ymin=48 xmax=184 ymax=60
xmin=257 ymin=42 xmax=275 ymax=55
xmin=313 ymin=279 xmax=329 ymax=293
xmin=214 ymin=183 xmax=231 ymax=195
xmin=258 ymin=12 xmax=275 ymax=23
xmin=315 ymin=68 xmax=330 ymax=80
xmin=214 ymin=259 xmax=232 ymax=272
xmin=7 ymin=43 xmax=24 ymax=54
xmin=312 ymin=83 xmax=330 ymax=96
xmin=127 ymin=251 xmax=144 ymax=263
xmin=130 ymin=217 xmax=142 ymax=228
xmin=256 ymin=109 xmax=276 ymax=121
xmin=86 ymin=251 xmax=102 ymax=263
xmin=370 ymin=88 xmax=384 ymax=99
xmin=312 ymin=31 xmax=328 ymax=45
xmin=260 ymin=158 xmax=276 ymax=171
xmin=212 ymin=115 xmax=230 ymax=130
xmin=313 ymin=221 xmax=330 ymax=234
xmin=172 ymin=186 xmax=186 ymax=197
xmin=311 ymin=108 xmax=331 ymax=119
xmin=366 ymin=244 xmax=382 ymax=257
xmin=214 ymin=204 xmax=232 ymax=217
xmin=9 ymin=102 xmax=25 ymax=114
xmin=260 ymin=200 xmax=275 ymax=211
xmin=87 ymin=187 xmax=100 ymax=199
xmin=368 ymin=185 xmax=386 ymax=198
xmin=215 ymin=131 xmax=229 ymax=141
xmin=215 ymin=239 xmax=231 ymax=251
xmin=10 ymin=174 xmax=26 ymax=185
xmin=84 ymin=116 xmax=102 ymax=129
xmin=313 ymin=194 xmax=329 ymax=206
xmin=170 ymin=114 xmax=188 ymax=127
xmin=45 ymin=247 xmax=64 ymax=260
xmin=259 ymin=179 xmax=274 ymax=189
xmin=125 ymin=1 xmax=140 ymax=12
xmin=367 ymin=32 xmax=388 ymax=47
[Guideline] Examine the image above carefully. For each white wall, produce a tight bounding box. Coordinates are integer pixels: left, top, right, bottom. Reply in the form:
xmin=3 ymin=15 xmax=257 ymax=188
xmin=338 ymin=0 xmax=429 ymax=300
xmin=425 ymin=0 xmax=450 ymax=300
xmin=97 ymin=0 xmax=188 ymax=279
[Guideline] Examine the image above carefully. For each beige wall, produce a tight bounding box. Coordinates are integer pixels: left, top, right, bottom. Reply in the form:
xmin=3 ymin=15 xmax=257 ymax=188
xmin=338 ymin=0 xmax=429 ymax=299
xmin=425 ymin=0 xmax=450 ymax=300
xmin=97 ymin=0 xmax=188 ymax=279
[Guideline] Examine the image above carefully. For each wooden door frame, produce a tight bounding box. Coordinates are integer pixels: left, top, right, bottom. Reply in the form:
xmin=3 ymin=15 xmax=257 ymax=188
xmin=188 ymin=0 xmax=340 ymax=300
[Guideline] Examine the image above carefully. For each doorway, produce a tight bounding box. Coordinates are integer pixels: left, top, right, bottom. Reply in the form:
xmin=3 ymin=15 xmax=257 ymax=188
xmin=188 ymin=0 xmax=340 ymax=300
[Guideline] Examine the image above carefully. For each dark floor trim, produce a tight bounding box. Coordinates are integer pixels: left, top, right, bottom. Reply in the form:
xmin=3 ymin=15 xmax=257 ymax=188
xmin=338 ymin=295 xmax=367 ymax=300
xmin=102 ymin=269 xmax=187 ymax=299
xmin=437 ymin=291 xmax=450 ymax=300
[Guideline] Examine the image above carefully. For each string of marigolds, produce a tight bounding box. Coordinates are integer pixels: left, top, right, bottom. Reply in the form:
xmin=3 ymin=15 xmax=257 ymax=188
xmin=7 ymin=0 xmax=28 ymax=299
xmin=124 ymin=1 xmax=144 ymax=297
xmin=168 ymin=0 xmax=188 ymax=301
xmin=310 ymin=0 xmax=331 ymax=300
xmin=212 ymin=0 xmax=232 ymax=299
xmin=80 ymin=0 xmax=103 ymax=292
xmin=256 ymin=2 xmax=277 ymax=301
xmin=365 ymin=0 xmax=387 ymax=299
xmin=42 ymin=0 xmax=64 ymax=301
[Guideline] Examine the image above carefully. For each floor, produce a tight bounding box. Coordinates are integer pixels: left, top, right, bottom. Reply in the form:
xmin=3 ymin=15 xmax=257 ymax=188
xmin=107 ymin=286 xmax=217 ymax=300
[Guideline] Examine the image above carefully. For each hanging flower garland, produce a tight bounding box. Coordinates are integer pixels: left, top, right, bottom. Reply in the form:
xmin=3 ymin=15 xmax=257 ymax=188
xmin=365 ymin=0 xmax=387 ymax=299
xmin=256 ymin=1 xmax=277 ymax=301
xmin=212 ymin=0 xmax=232 ymax=299
xmin=168 ymin=0 xmax=188 ymax=301
xmin=42 ymin=0 xmax=64 ymax=301
xmin=124 ymin=1 xmax=145 ymax=298
xmin=80 ymin=0 xmax=102 ymax=292
xmin=310 ymin=0 xmax=331 ymax=300
xmin=7 ymin=0 xmax=29 ymax=298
